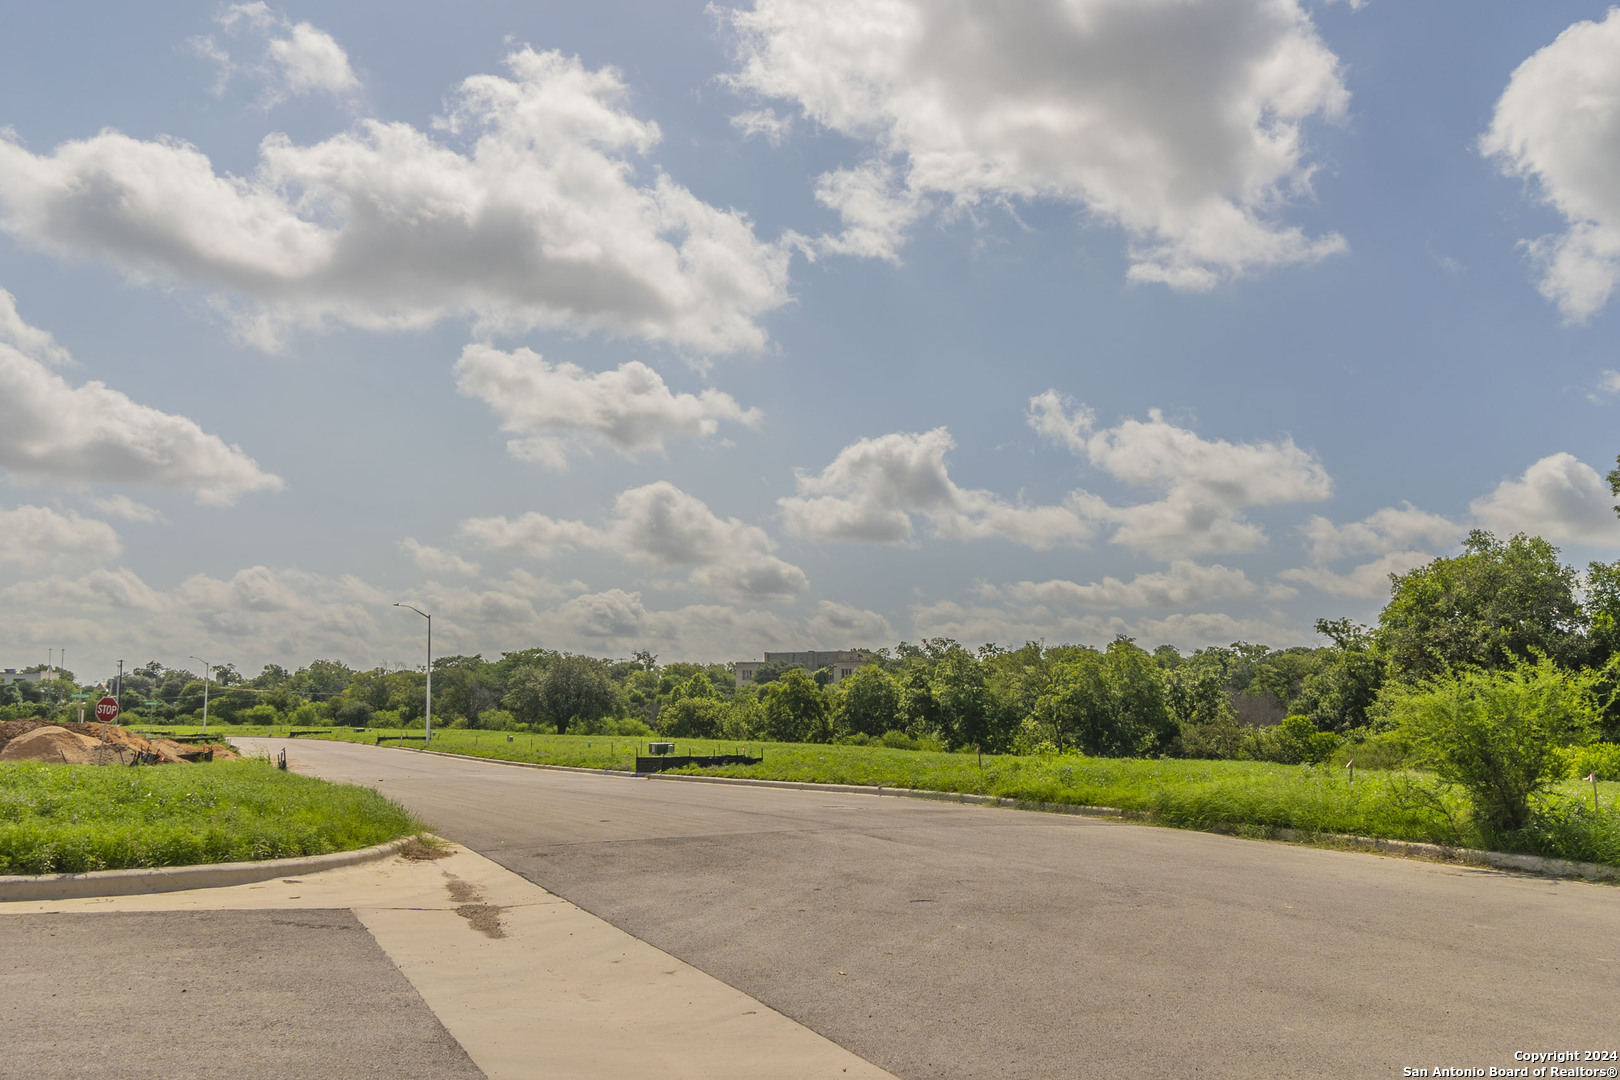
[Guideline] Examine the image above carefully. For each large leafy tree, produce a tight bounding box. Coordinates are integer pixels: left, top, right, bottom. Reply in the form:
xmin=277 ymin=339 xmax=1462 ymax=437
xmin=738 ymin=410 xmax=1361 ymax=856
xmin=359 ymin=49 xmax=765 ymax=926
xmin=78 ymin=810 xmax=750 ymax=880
xmin=897 ymin=665 xmax=943 ymax=736
xmin=761 ymin=668 xmax=830 ymax=743
xmin=1291 ymin=619 xmax=1383 ymax=733
xmin=1377 ymin=530 xmax=1586 ymax=680
xmin=932 ymin=645 xmax=1006 ymax=751
xmin=536 ymin=655 xmax=618 ymax=735
xmin=1035 ymin=639 xmax=1174 ymax=757
xmin=661 ymin=696 xmax=726 ymax=738
xmin=835 ymin=665 xmax=901 ymax=737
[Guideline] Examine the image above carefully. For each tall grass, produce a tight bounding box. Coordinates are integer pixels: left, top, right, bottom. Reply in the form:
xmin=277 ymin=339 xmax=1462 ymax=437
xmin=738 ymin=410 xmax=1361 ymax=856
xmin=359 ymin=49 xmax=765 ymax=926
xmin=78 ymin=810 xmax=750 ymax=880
xmin=0 ymin=759 xmax=422 ymax=874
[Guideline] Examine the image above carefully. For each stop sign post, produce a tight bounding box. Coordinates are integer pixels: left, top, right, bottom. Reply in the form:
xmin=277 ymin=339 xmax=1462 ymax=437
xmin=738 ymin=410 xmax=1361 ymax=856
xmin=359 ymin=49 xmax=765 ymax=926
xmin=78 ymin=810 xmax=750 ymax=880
xmin=92 ymin=695 xmax=119 ymax=766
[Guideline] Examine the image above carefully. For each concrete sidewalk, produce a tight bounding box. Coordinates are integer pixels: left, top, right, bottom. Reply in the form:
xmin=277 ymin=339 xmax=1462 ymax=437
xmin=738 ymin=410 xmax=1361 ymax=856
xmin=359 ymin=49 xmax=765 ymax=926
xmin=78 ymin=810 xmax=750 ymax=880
xmin=2 ymin=844 xmax=897 ymax=1080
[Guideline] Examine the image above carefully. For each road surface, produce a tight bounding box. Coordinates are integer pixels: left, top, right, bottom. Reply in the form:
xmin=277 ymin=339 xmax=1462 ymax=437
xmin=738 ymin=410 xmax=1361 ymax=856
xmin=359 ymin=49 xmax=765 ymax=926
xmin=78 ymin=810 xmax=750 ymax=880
xmin=246 ymin=738 xmax=1620 ymax=1080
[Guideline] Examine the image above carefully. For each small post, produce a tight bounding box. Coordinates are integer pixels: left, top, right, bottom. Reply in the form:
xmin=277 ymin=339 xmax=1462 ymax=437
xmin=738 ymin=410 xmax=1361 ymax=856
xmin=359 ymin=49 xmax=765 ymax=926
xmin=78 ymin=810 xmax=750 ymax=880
xmin=976 ymin=744 xmax=982 ymax=768
xmin=1589 ymin=772 xmax=1600 ymax=813
xmin=1346 ymin=757 xmax=1354 ymax=787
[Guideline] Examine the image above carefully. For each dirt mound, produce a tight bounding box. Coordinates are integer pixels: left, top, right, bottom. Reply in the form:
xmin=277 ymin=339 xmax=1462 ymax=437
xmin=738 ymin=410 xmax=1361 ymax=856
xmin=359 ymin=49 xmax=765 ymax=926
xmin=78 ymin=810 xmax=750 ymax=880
xmin=0 ymin=719 xmax=51 ymax=752
xmin=0 ymin=726 xmax=107 ymax=764
xmin=0 ymin=720 xmax=233 ymax=765
xmin=49 ymin=721 xmax=157 ymax=756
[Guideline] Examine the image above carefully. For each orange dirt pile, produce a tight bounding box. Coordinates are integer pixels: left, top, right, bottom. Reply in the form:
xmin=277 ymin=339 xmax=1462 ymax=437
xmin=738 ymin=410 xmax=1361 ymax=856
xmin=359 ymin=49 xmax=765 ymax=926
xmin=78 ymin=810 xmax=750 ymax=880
xmin=0 ymin=720 xmax=237 ymax=765
xmin=0 ymin=727 xmax=105 ymax=764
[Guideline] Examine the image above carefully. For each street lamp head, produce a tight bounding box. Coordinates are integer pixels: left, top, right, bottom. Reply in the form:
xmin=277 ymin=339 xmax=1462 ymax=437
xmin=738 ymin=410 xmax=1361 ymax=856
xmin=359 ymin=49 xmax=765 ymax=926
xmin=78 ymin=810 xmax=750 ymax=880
xmin=394 ymin=602 xmax=430 ymax=619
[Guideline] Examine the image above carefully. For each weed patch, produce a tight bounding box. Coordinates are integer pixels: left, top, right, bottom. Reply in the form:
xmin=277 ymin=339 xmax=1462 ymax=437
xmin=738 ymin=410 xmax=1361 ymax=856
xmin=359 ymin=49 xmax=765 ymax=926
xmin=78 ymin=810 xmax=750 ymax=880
xmin=0 ymin=759 xmax=421 ymax=874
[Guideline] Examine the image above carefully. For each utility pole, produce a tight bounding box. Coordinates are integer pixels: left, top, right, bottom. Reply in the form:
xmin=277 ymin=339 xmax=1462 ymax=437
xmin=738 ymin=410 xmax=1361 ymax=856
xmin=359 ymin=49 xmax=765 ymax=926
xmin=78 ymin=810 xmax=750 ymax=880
xmin=393 ymin=604 xmax=432 ymax=746
xmin=189 ymin=656 xmax=211 ymax=735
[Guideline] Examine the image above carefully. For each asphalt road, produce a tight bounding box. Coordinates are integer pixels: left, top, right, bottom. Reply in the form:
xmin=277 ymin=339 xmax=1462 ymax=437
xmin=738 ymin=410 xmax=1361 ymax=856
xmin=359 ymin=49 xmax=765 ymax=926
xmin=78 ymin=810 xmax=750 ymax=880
xmin=252 ymin=739 xmax=1620 ymax=1080
xmin=0 ymin=908 xmax=484 ymax=1080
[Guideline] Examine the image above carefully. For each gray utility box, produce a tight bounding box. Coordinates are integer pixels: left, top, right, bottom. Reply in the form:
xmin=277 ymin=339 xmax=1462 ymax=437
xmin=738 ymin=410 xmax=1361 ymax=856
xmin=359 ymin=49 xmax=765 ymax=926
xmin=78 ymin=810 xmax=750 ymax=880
xmin=647 ymin=742 xmax=675 ymax=755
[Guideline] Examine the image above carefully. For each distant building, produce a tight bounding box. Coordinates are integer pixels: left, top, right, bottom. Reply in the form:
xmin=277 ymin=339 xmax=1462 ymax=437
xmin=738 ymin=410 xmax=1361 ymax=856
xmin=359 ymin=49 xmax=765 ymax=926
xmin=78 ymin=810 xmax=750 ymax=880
xmin=735 ymin=650 xmax=870 ymax=689
xmin=0 ymin=668 xmax=45 ymax=685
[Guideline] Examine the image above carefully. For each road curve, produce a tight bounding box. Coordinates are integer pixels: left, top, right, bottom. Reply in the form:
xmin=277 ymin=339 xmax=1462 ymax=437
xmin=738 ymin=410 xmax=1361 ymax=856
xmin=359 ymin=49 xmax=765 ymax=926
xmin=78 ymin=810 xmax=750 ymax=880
xmin=245 ymin=738 xmax=1620 ymax=1080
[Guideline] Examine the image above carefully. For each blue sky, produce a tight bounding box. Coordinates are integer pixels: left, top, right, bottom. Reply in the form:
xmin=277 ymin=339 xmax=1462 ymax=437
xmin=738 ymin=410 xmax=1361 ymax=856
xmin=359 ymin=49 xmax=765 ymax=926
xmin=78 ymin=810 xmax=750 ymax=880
xmin=1 ymin=0 xmax=1617 ymax=682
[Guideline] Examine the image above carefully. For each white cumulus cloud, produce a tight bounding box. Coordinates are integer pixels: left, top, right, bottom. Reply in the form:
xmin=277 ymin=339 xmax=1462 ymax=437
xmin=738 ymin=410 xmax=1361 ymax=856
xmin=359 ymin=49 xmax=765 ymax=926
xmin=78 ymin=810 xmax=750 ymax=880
xmin=399 ymin=538 xmax=480 ymax=577
xmin=1470 ymin=452 xmax=1620 ymax=546
xmin=1276 ymin=502 xmax=1458 ymax=600
xmin=997 ymin=561 xmax=1256 ymax=610
xmin=452 ymin=344 xmax=762 ymax=468
xmin=460 ymin=481 xmax=808 ymax=601
xmin=194 ymin=4 xmax=360 ymax=105
xmin=0 ymin=47 xmax=791 ymax=353
xmin=723 ymin=0 xmax=1348 ymax=284
xmin=779 ymin=427 xmax=1097 ymax=548
xmin=89 ymin=495 xmax=166 ymax=524
xmin=909 ymin=597 xmax=1302 ymax=653
xmin=1482 ymin=9 xmax=1620 ymax=321
xmin=0 ymin=505 xmax=121 ymax=569
xmin=0 ymin=290 xmax=282 ymax=504
xmin=1278 ymin=550 xmax=1428 ymax=601
xmin=1028 ymin=390 xmax=1331 ymax=557
xmin=1296 ymin=503 xmax=1458 ymax=565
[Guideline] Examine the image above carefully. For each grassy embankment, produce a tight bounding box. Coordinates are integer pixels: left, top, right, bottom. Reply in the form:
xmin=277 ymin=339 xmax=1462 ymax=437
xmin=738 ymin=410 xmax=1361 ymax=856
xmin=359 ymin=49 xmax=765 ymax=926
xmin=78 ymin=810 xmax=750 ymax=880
xmin=140 ymin=724 xmax=1620 ymax=868
xmin=0 ymin=757 xmax=423 ymax=875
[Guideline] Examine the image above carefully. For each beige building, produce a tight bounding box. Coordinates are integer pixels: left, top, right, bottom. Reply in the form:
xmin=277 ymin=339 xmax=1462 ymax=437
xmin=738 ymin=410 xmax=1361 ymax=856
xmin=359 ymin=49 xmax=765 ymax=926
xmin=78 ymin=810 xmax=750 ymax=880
xmin=734 ymin=650 xmax=870 ymax=688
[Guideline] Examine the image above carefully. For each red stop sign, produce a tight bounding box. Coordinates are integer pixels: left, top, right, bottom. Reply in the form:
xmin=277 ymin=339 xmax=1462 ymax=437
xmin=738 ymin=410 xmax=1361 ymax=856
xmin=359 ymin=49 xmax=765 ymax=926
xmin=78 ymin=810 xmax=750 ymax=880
xmin=94 ymin=696 xmax=119 ymax=723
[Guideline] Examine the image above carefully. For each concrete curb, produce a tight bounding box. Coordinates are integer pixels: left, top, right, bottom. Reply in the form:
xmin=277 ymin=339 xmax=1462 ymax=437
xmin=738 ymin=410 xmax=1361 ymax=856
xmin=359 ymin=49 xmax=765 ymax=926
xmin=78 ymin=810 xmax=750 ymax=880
xmin=291 ymin=742 xmax=1620 ymax=886
xmin=0 ymin=837 xmax=411 ymax=902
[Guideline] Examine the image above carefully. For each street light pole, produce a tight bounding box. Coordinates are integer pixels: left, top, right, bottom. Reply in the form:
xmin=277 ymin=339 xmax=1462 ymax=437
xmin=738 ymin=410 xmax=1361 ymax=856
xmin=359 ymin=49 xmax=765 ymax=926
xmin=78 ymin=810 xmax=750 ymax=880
xmin=189 ymin=655 xmax=211 ymax=735
xmin=394 ymin=604 xmax=431 ymax=746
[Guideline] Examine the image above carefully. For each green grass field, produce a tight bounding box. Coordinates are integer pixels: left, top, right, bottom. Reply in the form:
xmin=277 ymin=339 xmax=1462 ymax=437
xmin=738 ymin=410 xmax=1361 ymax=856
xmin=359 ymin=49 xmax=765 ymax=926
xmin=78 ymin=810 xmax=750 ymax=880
xmin=0 ymin=757 xmax=423 ymax=875
xmin=133 ymin=724 xmax=1620 ymax=869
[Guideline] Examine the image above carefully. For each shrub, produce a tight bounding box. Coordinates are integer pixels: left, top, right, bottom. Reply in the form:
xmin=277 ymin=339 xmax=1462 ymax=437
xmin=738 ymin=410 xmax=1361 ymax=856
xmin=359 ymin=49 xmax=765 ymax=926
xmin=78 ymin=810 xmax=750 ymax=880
xmin=288 ymin=702 xmax=330 ymax=728
xmin=1386 ymin=659 xmax=1599 ymax=834
xmin=1331 ymin=731 xmax=1413 ymax=771
xmin=367 ymin=709 xmax=402 ymax=729
xmin=661 ymin=697 xmax=725 ymax=738
xmin=333 ymin=699 xmax=374 ymax=728
xmin=1556 ymin=742 xmax=1620 ymax=782
xmin=473 ymin=709 xmax=516 ymax=731
xmin=575 ymin=713 xmax=654 ymax=737
xmin=877 ymin=729 xmax=944 ymax=752
xmin=238 ymin=704 xmax=280 ymax=728
xmin=1254 ymin=716 xmax=1339 ymax=765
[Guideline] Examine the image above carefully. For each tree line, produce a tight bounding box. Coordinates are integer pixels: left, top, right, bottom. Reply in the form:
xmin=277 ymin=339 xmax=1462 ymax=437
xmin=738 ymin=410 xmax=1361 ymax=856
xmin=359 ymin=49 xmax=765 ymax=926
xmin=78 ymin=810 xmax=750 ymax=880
xmin=7 ymin=526 xmax=1616 ymax=775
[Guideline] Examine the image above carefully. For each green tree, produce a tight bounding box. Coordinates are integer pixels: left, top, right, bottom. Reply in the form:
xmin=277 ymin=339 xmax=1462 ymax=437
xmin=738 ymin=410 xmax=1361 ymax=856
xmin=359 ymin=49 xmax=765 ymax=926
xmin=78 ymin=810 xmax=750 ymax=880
xmin=1386 ymin=659 xmax=1599 ymax=834
xmin=661 ymin=696 xmax=726 ymax=738
xmin=761 ymin=668 xmax=830 ymax=743
xmin=290 ymin=659 xmax=354 ymax=700
xmin=1292 ymin=619 xmax=1384 ymax=732
xmin=537 ymin=655 xmax=618 ymax=736
xmin=1035 ymin=639 xmax=1174 ymax=757
xmin=835 ymin=665 xmax=901 ymax=737
xmin=432 ymin=656 xmax=504 ymax=724
xmin=932 ymin=646 xmax=998 ymax=751
xmin=748 ymin=659 xmax=795 ymax=686
xmin=1163 ymin=649 xmax=1242 ymax=758
xmin=897 ymin=666 xmax=943 ymax=736
xmin=501 ymin=665 xmax=548 ymax=728
xmin=1585 ymin=560 xmax=1620 ymax=739
xmin=1378 ymin=531 xmax=1586 ymax=680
